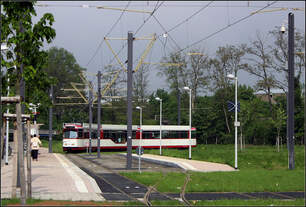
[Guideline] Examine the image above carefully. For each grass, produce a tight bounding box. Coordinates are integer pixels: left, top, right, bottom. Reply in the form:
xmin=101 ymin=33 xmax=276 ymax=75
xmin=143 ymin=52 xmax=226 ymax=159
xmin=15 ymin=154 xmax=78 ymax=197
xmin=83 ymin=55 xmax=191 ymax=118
xmin=194 ymin=198 xmax=305 ymax=206
xmin=187 ymin=169 xmax=304 ymax=192
xmin=120 ymin=144 xmax=305 ymax=193
xmin=2 ymin=198 xmax=304 ymax=206
xmin=144 ymin=144 xmax=305 ymax=170
xmin=41 ymin=139 xmax=64 ymax=153
xmin=150 ymin=200 xmax=183 ymax=206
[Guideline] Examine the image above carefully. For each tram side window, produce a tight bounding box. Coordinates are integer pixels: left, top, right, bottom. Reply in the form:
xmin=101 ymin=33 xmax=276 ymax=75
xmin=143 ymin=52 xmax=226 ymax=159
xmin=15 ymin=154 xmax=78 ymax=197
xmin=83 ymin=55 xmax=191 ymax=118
xmin=161 ymin=131 xmax=188 ymax=139
xmin=92 ymin=131 xmax=97 ymax=139
xmin=142 ymin=131 xmax=160 ymax=139
xmin=78 ymin=129 xmax=83 ymax=139
xmin=83 ymin=131 xmax=98 ymax=139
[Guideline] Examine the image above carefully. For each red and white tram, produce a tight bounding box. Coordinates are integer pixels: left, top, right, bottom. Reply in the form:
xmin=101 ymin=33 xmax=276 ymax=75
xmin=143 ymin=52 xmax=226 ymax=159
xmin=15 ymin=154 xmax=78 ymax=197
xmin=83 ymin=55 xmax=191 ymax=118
xmin=62 ymin=123 xmax=196 ymax=152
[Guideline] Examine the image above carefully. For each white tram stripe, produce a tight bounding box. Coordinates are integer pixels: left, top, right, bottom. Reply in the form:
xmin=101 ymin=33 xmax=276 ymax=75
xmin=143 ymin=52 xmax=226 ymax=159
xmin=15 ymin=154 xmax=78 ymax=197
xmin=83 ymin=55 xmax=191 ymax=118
xmin=54 ymin=153 xmax=88 ymax=193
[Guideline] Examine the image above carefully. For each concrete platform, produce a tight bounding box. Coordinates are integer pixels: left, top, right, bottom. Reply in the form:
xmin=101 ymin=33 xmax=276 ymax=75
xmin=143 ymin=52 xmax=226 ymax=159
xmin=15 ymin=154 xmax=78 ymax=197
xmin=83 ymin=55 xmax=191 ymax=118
xmin=1 ymin=148 xmax=104 ymax=201
xmin=131 ymin=153 xmax=236 ymax=172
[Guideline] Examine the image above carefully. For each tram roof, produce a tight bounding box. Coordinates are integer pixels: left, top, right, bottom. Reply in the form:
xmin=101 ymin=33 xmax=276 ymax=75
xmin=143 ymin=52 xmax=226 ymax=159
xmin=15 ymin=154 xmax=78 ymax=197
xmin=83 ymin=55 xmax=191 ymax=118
xmin=81 ymin=123 xmax=195 ymax=131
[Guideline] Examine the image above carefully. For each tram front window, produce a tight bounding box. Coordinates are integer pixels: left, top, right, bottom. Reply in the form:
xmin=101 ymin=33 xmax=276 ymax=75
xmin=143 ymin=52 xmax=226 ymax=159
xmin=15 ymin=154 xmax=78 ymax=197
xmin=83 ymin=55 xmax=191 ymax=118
xmin=63 ymin=130 xmax=78 ymax=138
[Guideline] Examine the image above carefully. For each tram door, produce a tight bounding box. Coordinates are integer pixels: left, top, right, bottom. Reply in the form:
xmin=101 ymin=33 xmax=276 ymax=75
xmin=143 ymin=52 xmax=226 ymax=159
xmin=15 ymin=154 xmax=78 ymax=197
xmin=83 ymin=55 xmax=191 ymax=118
xmin=116 ymin=131 xmax=126 ymax=144
xmin=110 ymin=131 xmax=126 ymax=144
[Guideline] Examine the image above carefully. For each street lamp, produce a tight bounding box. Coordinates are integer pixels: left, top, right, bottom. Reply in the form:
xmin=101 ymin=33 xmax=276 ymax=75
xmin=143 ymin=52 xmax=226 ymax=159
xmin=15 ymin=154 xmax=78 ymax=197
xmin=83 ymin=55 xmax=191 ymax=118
xmin=136 ymin=106 xmax=142 ymax=173
xmin=155 ymin=97 xmax=163 ymax=155
xmin=29 ymin=103 xmax=40 ymax=125
xmin=29 ymin=103 xmax=40 ymax=137
xmin=227 ymin=73 xmax=238 ymax=169
xmin=183 ymin=86 xmax=192 ymax=160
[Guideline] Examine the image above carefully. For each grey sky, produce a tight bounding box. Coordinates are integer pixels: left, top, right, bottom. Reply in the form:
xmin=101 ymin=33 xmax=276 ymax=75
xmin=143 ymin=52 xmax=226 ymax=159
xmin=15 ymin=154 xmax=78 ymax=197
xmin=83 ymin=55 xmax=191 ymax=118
xmin=34 ymin=1 xmax=305 ymax=94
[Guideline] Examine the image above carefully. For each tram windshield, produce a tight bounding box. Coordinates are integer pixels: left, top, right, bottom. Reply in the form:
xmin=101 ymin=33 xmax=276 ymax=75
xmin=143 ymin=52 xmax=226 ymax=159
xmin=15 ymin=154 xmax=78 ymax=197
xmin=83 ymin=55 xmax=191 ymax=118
xmin=63 ymin=130 xmax=78 ymax=139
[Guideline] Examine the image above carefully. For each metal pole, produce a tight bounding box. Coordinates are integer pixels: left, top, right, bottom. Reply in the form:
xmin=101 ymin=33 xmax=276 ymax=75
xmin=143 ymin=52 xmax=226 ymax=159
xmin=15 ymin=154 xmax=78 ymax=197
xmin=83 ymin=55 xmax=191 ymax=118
xmin=138 ymin=107 xmax=142 ymax=173
xmin=189 ymin=88 xmax=192 ymax=160
xmin=5 ymin=77 xmax=10 ymax=164
xmin=49 ymin=85 xmax=53 ymax=153
xmin=304 ymin=53 xmax=306 ymax=147
xmin=234 ymin=77 xmax=238 ymax=169
xmin=18 ymin=19 xmax=25 ymax=189
xmin=97 ymin=71 xmax=101 ymax=158
xmin=178 ymin=90 xmax=181 ymax=125
xmin=0 ymin=5 xmax=2 ymax=205
xmin=89 ymin=83 xmax=93 ymax=155
xmin=288 ymin=12 xmax=295 ymax=170
xmin=34 ymin=106 xmax=37 ymax=125
xmin=159 ymin=99 xmax=162 ymax=155
xmin=126 ymin=31 xmax=133 ymax=169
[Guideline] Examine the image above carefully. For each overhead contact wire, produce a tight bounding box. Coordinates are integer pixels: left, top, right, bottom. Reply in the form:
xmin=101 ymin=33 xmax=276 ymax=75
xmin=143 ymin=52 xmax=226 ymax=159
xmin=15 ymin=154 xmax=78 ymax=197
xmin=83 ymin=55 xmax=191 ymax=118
xmin=86 ymin=1 xmax=131 ymax=67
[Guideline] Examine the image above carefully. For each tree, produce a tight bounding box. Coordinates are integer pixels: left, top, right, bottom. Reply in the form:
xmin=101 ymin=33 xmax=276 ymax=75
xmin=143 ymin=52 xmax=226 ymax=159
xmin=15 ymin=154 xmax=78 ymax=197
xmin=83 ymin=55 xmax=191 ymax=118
xmin=186 ymin=48 xmax=210 ymax=108
xmin=133 ymin=64 xmax=149 ymax=103
xmin=158 ymin=51 xmax=188 ymax=124
xmin=44 ymin=47 xmax=86 ymax=131
xmin=208 ymin=44 xmax=247 ymax=133
xmin=244 ymin=31 xmax=276 ymax=117
xmin=272 ymin=105 xmax=286 ymax=152
xmin=101 ymin=64 xmax=125 ymax=123
xmin=1 ymin=2 xmax=56 ymax=97
xmin=1 ymin=2 xmax=55 ymax=204
xmin=269 ymin=27 xmax=305 ymax=89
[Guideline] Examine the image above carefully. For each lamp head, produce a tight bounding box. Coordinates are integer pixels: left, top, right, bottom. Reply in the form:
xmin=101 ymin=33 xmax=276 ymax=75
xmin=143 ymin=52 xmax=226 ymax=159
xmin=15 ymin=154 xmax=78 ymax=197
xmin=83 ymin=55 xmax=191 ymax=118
xmin=136 ymin=106 xmax=141 ymax=110
xmin=155 ymin=97 xmax=161 ymax=101
xmin=227 ymin=74 xmax=235 ymax=79
xmin=1 ymin=43 xmax=8 ymax=51
xmin=183 ymin=86 xmax=190 ymax=90
xmin=280 ymin=25 xmax=286 ymax=33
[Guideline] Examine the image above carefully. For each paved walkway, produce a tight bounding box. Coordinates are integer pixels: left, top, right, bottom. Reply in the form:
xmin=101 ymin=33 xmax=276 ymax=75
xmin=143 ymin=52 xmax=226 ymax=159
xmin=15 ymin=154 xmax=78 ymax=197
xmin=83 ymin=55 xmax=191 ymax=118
xmin=1 ymin=148 xmax=104 ymax=201
xmin=133 ymin=153 xmax=236 ymax=172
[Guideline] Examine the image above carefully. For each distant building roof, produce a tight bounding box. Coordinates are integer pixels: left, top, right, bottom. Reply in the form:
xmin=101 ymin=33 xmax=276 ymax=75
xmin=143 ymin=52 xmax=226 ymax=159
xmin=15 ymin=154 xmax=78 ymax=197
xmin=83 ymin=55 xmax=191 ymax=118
xmin=254 ymin=89 xmax=286 ymax=95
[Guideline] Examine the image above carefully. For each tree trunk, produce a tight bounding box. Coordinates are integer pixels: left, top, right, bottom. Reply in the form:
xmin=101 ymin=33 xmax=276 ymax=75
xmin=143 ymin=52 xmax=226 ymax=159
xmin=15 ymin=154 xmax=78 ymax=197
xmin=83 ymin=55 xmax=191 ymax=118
xmin=280 ymin=136 xmax=282 ymax=149
xmin=240 ymin=126 xmax=243 ymax=150
xmin=223 ymin=104 xmax=231 ymax=133
xmin=267 ymin=87 xmax=273 ymax=117
xmin=277 ymin=128 xmax=280 ymax=152
xmin=17 ymin=103 xmax=26 ymax=205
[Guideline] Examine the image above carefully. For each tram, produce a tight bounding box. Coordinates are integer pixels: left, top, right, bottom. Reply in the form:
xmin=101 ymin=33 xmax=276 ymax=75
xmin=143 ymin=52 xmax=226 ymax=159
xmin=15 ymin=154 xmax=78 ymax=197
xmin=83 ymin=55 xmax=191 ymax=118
xmin=62 ymin=123 xmax=196 ymax=152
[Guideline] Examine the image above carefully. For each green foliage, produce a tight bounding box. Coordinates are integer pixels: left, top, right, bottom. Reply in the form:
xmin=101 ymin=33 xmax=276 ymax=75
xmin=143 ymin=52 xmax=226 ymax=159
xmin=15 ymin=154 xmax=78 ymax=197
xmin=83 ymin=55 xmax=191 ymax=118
xmin=1 ymin=2 xmax=56 ymax=123
xmin=1 ymin=1 xmax=56 ymax=93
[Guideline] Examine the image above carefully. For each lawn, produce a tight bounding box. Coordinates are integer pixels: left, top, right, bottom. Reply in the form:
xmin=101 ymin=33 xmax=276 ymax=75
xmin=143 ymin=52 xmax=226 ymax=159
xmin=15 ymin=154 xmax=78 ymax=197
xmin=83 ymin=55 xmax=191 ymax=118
xmin=41 ymin=139 xmax=63 ymax=153
xmin=2 ymin=198 xmax=303 ymax=206
xmin=120 ymin=144 xmax=305 ymax=194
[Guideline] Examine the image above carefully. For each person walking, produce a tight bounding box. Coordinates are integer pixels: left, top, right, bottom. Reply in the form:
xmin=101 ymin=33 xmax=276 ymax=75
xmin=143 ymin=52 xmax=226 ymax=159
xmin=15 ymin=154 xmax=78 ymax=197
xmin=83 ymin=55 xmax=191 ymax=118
xmin=31 ymin=134 xmax=42 ymax=161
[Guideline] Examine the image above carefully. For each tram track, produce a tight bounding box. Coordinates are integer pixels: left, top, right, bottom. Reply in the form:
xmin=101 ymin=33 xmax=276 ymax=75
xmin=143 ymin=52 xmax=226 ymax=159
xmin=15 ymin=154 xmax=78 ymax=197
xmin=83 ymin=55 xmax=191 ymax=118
xmin=143 ymin=171 xmax=180 ymax=206
xmin=180 ymin=172 xmax=192 ymax=206
xmin=67 ymin=154 xmax=176 ymax=206
xmin=65 ymin=154 xmax=304 ymax=204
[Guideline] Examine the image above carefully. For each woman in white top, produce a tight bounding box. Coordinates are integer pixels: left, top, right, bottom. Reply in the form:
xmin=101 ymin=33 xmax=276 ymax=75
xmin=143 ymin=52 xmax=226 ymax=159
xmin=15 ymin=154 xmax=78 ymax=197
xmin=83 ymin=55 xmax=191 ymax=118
xmin=31 ymin=134 xmax=42 ymax=161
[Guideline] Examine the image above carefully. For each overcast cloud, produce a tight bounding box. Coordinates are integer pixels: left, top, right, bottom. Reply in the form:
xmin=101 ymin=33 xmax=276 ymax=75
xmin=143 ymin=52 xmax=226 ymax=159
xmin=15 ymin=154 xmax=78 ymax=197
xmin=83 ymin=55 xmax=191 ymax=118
xmin=34 ymin=1 xmax=305 ymax=94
